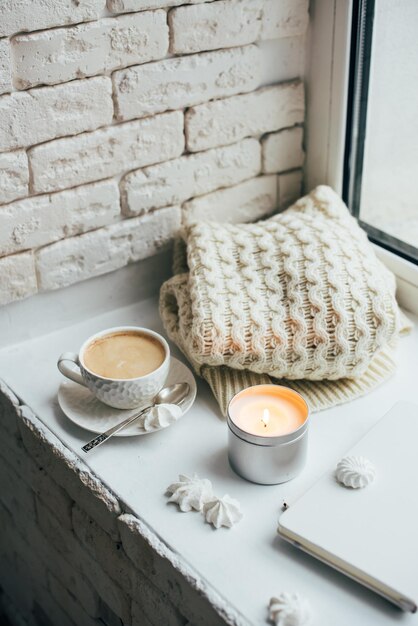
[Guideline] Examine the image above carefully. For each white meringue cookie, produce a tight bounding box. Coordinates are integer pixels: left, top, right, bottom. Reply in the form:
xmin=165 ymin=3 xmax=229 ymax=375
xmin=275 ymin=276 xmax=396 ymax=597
xmin=336 ymin=455 xmax=376 ymax=489
xmin=269 ymin=593 xmax=312 ymax=626
xmin=203 ymin=495 xmax=243 ymax=529
xmin=166 ymin=474 xmax=213 ymax=512
xmin=141 ymin=403 xmax=182 ymax=432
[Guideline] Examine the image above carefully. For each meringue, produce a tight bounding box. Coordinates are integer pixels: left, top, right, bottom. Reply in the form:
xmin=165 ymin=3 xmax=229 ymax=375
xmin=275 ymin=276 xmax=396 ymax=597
xmin=268 ymin=593 xmax=312 ymax=626
xmin=336 ymin=455 xmax=376 ymax=489
xmin=166 ymin=474 xmax=213 ymax=512
xmin=141 ymin=403 xmax=182 ymax=432
xmin=203 ymin=495 xmax=243 ymax=529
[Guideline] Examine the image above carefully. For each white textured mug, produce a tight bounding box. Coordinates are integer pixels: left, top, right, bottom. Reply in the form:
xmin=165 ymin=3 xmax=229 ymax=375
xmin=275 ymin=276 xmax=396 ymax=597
xmin=57 ymin=326 xmax=170 ymax=409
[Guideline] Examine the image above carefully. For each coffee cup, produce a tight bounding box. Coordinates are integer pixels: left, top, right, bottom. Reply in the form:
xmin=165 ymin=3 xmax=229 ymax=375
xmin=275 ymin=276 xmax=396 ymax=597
xmin=57 ymin=326 xmax=170 ymax=409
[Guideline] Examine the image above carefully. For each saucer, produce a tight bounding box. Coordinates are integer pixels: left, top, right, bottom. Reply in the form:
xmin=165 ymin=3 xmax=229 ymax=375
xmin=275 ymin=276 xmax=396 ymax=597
xmin=58 ymin=357 xmax=196 ymax=437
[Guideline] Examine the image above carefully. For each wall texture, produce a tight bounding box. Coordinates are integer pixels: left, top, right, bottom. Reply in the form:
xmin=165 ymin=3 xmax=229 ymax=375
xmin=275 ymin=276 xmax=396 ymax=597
xmin=0 ymin=379 xmax=245 ymax=626
xmin=0 ymin=0 xmax=307 ymax=307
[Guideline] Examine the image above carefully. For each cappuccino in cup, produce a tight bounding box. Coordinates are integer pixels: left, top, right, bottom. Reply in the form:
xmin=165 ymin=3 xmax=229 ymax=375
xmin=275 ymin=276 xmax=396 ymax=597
xmin=57 ymin=326 xmax=170 ymax=409
xmin=84 ymin=331 xmax=165 ymax=380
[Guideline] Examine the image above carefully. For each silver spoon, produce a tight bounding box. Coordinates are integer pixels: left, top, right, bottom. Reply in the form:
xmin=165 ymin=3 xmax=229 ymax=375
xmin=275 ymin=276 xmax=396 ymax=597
xmin=81 ymin=382 xmax=190 ymax=453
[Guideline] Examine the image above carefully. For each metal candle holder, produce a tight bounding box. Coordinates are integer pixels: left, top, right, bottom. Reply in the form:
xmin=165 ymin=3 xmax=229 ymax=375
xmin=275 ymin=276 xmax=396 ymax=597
xmin=227 ymin=386 xmax=309 ymax=485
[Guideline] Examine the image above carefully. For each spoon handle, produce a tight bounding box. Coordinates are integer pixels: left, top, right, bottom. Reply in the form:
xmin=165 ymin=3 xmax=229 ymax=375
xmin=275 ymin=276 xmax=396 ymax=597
xmin=81 ymin=406 xmax=150 ymax=453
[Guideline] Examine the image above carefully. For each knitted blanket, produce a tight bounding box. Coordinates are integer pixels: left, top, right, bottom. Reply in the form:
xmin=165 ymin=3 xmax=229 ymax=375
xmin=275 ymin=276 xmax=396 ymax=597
xmin=160 ymin=186 xmax=408 ymax=416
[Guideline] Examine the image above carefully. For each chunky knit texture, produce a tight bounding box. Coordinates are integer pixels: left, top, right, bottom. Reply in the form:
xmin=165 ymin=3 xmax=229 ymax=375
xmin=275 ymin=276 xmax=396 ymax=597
xmin=160 ymin=186 xmax=407 ymax=415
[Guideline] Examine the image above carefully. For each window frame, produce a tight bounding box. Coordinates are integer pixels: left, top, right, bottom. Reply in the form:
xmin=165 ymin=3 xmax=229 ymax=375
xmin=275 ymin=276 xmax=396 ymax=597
xmin=305 ymin=0 xmax=418 ymax=314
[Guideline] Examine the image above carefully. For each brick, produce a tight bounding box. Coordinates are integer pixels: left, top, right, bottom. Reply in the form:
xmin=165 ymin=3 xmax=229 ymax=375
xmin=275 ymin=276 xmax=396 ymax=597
xmin=33 ymin=586 xmax=77 ymax=626
xmin=262 ymin=127 xmax=304 ymax=173
xmin=131 ymin=584 xmax=187 ymax=626
xmin=36 ymin=205 xmax=181 ymax=290
xmin=0 ymin=590 xmax=30 ymax=626
xmin=0 ymin=251 xmax=37 ymax=306
xmin=12 ymin=11 xmax=168 ymax=89
xmin=183 ymin=175 xmax=277 ymax=224
xmin=114 ymin=44 xmax=260 ymax=121
xmin=29 ymin=111 xmax=184 ymax=194
xmin=47 ymin=573 xmax=99 ymax=626
xmin=36 ymin=500 xmax=131 ymax=623
xmin=169 ymin=0 xmax=263 ymax=55
xmin=278 ymin=169 xmax=303 ymax=209
xmin=121 ymin=139 xmax=261 ymax=216
xmin=18 ymin=405 xmax=121 ymax=539
xmin=0 ymin=77 xmax=113 ymax=152
xmin=0 ymin=437 xmax=73 ymax=529
xmin=0 ymin=180 xmax=120 ymax=257
xmin=186 ymin=82 xmax=305 ymax=152
xmin=261 ymin=0 xmax=309 ymax=40
xmin=118 ymin=515 xmax=230 ymax=626
xmin=0 ymin=454 xmax=36 ymax=523
xmin=0 ymin=150 xmax=29 ymax=205
xmin=0 ymin=38 xmax=12 ymax=95
xmin=73 ymin=505 xmax=134 ymax=596
xmin=108 ymin=0 xmax=204 ymax=12
xmin=0 ymin=379 xmax=20 ymax=437
xmin=0 ymin=0 xmax=104 ymax=38
xmin=19 ymin=507 xmax=101 ymax=619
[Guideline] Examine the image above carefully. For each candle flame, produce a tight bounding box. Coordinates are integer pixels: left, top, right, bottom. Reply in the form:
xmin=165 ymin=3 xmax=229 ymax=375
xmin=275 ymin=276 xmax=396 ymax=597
xmin=261 ymin=408 xmax=270 ymax=428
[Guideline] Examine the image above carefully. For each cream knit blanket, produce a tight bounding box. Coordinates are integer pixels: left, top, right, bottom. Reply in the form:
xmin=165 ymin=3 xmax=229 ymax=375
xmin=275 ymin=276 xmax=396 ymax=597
xmin=160 ymin=186 xmax=408 ymax=415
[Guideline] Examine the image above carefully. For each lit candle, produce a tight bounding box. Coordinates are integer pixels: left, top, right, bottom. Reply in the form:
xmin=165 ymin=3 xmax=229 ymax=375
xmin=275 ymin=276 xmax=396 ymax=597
xmin=227 ymin=385 xmax=309 ymax=485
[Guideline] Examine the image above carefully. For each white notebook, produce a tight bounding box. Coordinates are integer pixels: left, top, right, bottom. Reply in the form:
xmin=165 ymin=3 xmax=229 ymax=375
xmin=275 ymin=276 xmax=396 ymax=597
xmin=278 ymin=401 xmax=418 ymax=612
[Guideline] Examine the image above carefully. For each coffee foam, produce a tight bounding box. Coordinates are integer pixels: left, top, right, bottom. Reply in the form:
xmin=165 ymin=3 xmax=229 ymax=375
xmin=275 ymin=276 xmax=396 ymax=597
xmin=83 ymin=331 xmax=165 ymax=380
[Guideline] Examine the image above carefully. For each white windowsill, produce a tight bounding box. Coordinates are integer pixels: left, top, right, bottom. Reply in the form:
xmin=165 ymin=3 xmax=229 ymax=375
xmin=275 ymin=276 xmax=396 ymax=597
xmin=0 ymin=255 xmax=416 ymax=626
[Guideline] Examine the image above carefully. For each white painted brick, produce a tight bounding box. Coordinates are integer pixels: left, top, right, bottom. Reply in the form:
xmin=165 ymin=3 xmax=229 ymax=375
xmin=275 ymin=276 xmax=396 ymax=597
xmin=47 ymin=573 xmax=99 ymax=626
xmin=114 ymin=44 xmax=260 ymax=121
xmin=12 ymin=11 xmax=168 ymax=89
xmin=108 ymin=0 xmax=204 ymax=12
xmin=0 ymin=77 xmax=113 ymax=152
xmin=0 ymin=454 xmax=36 ymax=522
xmin=18 ymin=404 xmax=121 ymax=540
xmin=0 ymin=379 xmax=20 ymax=437
xmin=0 ymin=251 xmax=37 ymax=306
xmin=36 ymin=500 xmax=131 ymax=623
xmin=186 ymin=82 xmax=305 ymax=152
xmin=14 ymin=508 xmax=101 ymax=619
xmin=0 ymin=436 xmax=73 ymax=529
xmin=0 ymin=150 xmax=29 ymax=205
xmin=261 ymin=0 xmax=309 ymax=40
xmin=36 ymin=206 xmax=181 ymax=290
xmin=131 ymin=582 xmax=186 ymax=626
xmin=73 ymin=505 xmax=134 ymax=595
xmin=0 ymin=0 xmax=104 ymax=38
xmin=119 ymin=514 xmax=231 ymax=626
xmin=169 ymin=0 xmax=263 ymax=55
xmin=29 ymin=111 xmax=184 ymax=194
xmin=262 ymin=127 xmax=304 ymax=173
xmin=0 ymin=180 xmax=120 ymax=257
xmin=183 ymin=175 xmax=277 ymax=223
xmin=0 ymin=39 xmax=12 ymax=95
xmin=121 ymin=138 xmax=261 ymax=216
xmin=278 ymin=169 xmax=303 ymax=209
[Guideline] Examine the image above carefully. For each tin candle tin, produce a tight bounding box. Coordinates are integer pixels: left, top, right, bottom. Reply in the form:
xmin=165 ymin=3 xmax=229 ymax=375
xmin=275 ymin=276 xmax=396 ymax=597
xmin=227 ymin=385 xmax=309 ymax=485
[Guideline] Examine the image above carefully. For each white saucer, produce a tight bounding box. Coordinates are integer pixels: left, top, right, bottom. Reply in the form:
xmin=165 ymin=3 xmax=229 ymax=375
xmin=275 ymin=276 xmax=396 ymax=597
xmin=58 ymin=357 xmax=196 ymax=437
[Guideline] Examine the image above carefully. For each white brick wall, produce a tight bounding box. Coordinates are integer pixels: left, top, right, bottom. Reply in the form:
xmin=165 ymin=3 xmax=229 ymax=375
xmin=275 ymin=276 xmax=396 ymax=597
xmin=113 ymin=44 xmax=261 ymax=120
xmin=183 ymin=175 xmax=278 ymax=224
xmin=0 ymin=39 xmax=12 ymax=95
xmin=0 ymin=1 xmax=104 ymax=37
xmin=0 ymin=150 xmax=28 ymax=204
xmin=185 ymin=82 xmax=305 ymax=152
xmin=0 ymin=0 xmax=308 ymax=310
xmin=169 ymin=0 xmax=264 ymax=55
xmin=121 ymin=138 xmax=261 ymax=215
xmin=29 ymin=111 xmax=185 ymax=193
xmin=12 ymin=11 xmax=169 ymax=89
xmin=0 ymin=180 xmax=120 ymax=256
xmin=0 ymin=77 xmax=113 ymax=151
